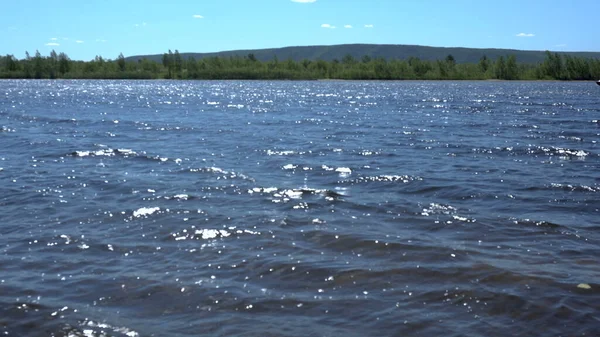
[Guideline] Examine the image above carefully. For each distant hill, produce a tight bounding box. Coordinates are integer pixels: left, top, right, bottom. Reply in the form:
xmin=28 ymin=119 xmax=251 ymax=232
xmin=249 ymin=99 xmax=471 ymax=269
xmin=126 ymin=44 xmax=600 ymax=64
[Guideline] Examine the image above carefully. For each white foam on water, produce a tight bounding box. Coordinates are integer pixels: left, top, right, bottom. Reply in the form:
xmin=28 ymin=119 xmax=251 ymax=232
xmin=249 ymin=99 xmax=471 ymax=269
xmin=208 ymin=166 xmax=225 ymax=173
xmin=249 ymin=187 xmax=278 ymax=194
xmin=349 ymin=175 xmax=421 ymax=183
xmin=336 ymin=167 xmax=352 ymax=177
xmin=227 ymin=104 xmax=245 ymax=109
xmin=267 ymin=150 xmax=297 ymax=156
xmin=133 ymin=207 xmax=160 ymax=217
xmin=81 ymin=319 xmax=139 ymax=337
xmin=282 ymin=164 xmax=297 ymax=170
xmin=421 ymin=203 xmax=457 ymax=216
xmin=277 ymin=189 xmax=303 ymax=199
xmin=74 ymin=151 xmax=91 ymax=157
xmin=172 ymin=194 xmax=189 ymax=200
xmin=116 ymin=148 xmax=135 ymax=155
xmin=195 ymin=229 xmax=231 ymax=239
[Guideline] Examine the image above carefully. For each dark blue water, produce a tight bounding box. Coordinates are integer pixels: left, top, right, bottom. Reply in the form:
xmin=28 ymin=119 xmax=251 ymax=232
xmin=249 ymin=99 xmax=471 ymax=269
xmin=1 ymin=80 xmax=599 ymax=336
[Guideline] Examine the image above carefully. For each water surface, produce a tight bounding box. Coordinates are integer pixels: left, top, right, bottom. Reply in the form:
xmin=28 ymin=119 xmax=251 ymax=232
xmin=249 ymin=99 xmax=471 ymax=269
xmin=1 ymin=80 xmax=599 ymax=336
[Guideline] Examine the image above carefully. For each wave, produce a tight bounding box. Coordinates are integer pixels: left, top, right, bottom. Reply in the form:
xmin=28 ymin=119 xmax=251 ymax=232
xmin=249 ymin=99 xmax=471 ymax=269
xmin=187 ymin=166 xmax=255 ymax=182
xmin=449 ymin=144 xmax=593 ymax=159
xmin=248 ymin=186 xmax=345 ymax=203
xmin=340 ymin=174 xmax=422 ymax=184
xmin=67 ymin=146 xmax=190 ymax=165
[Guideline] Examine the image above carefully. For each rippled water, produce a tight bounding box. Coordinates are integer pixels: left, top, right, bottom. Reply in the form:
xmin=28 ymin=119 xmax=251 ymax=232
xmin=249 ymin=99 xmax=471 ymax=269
xmin=1 ymin=80 xmax=599 ymax=336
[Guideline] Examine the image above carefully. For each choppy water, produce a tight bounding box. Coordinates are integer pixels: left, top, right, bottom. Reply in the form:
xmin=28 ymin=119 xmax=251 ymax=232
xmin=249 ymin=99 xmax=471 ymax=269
xmin=1 ymin=80 xmax=599 ymax=337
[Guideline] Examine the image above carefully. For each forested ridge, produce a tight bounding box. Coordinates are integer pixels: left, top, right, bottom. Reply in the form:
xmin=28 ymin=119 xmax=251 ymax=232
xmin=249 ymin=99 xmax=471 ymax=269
xmin=1 ymin=49 xmax=599 ymax=80
xmin=127 ymin=44 xmax=600 ymax=65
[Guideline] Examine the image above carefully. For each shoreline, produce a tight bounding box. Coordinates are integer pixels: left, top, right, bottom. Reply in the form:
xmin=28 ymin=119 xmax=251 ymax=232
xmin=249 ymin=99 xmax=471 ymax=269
xmin=0 ymin=78 xmax=596 ymax=83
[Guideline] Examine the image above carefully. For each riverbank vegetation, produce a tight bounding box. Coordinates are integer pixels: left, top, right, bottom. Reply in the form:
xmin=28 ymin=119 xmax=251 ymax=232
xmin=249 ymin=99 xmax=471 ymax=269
xmin=1 ymin=49 xmax=599 ymax=80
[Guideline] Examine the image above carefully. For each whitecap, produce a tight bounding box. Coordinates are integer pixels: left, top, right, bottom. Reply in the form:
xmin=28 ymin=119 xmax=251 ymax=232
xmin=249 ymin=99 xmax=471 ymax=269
xmin=133 ymin=207 xmax=160 ymax=217
xmin=267 ymin=150 xmax=296 ymax=156
xmin=172 ymin=194 xmax=189 ymax=200
xmin=195 ymin=229 xmax=231 ymax=239
xmin=336 ymin=167 xmax=352 ymax=177
xmin=278 ymin=189 xmax=303 ymax=199
xmin=75 ymin=151 xmax=91 ymax=157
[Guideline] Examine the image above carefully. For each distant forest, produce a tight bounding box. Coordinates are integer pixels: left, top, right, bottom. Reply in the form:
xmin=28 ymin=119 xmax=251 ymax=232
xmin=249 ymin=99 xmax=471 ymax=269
xmin=1 ymin=49 xmax=599 ymax=80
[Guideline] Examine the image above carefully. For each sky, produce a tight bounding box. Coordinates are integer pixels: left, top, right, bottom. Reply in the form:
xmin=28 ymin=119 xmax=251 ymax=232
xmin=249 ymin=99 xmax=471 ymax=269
xmin=2 ymin=0 xmax=599 ymax=61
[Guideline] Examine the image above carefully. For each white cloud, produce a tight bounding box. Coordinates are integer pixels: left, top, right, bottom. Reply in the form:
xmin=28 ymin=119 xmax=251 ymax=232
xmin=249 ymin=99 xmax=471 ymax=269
xmin=45 ymin=42 xmax=60 ymax=46
xmin=516 ymin=33 xmax=534 ymax=37
xmin=291 ymin=0 xmax=316 ymax=2
xmin=321 ymin=23 xmax=335 ymax=29
xmin=50 ymin=37 xmax=58 ymax=41
xmin=193 ymin=14 xmax=204 ymax=19
xmin=344 ymin=25 xmax=352 ymax=29
xmin=76 ymin=40 xmax=84 ymax=44
xmin=96 ymin=39 xmax=107 ymax=43
xmin=364 ymin=24 xmax=374 ymax=28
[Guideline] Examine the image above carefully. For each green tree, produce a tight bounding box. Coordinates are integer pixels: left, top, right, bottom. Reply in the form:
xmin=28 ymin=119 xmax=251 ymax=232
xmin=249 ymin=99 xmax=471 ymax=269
xmin=33 ymin=50 xmax=44 ymax=79
xmin=505 ymin=55 xmax=518 ymax=80
xmin=117 ymin=53 xmax=126 ymax=71
xmin=494 ymin=56 xmax=506 ymax=79
xmin=162 ymin=50 xmax=173 ymax=78
xmin=58 ymin=52 xmax=70 ymax=74
xmin=541 ymin=51 xmax=563 ymax=79
xmin=174 ymin=50 xmax=182 ymax=78
xmin=342 ymin=54 xmax=356 ymax=66
xmin=5 ymin=54 xmax=18 ymax=72
xmin=479 ymin=55 xmax=489 ymax=74
xmin=445 ymin=54 xmax=456 ymax=66
xmin=408 ymin=57 xmax=431 ymax=78
xmin=187 ymin=56 xmax=198 ymax=78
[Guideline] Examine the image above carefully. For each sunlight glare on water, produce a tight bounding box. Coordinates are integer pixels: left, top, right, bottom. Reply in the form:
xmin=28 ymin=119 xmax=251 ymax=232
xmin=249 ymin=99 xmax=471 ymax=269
xmin=0 ymin=80 xmax=599 ymax=337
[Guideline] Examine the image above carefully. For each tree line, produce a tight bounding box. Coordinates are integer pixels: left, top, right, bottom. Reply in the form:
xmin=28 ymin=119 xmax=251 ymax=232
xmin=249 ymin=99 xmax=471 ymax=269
xmin=1 ymin=49 xmax=599 ymax=80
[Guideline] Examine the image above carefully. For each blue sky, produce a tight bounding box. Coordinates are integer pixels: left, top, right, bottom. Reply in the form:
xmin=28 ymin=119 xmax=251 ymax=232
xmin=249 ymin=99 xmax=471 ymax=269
xmin=2 ymin=0 xmax=599 ymax=61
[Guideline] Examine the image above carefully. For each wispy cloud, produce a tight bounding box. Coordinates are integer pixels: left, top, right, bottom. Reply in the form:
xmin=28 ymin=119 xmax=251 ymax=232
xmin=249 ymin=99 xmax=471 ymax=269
xmin=555 ymin=44 xmax=567 ymax=47
xmin=134 ymin=23 xmax=147 ymax=27
xmin=192 ymin=14 xmax=204 ymax=19
xmin=50 ymin=37 xmax=58 ymax=41
xmin=291 ymin=0 xmax=316 ymax=3
xmin=516 ymin=32 xmax=534 ymax=37
xmin=344 ymin=25 xmax=352 ymax=29
xmin=45 ymin=42 xmax=60 ymax=46
xmin=96 ymin=39 xmax=107 ymax=43
xmin=321 ymin=23 xmax=335 ymax=29
xmin=76 ymin=40 xmax=84 ymax=44
xmin=364 ymin=24 xmax=374 ymax=28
